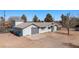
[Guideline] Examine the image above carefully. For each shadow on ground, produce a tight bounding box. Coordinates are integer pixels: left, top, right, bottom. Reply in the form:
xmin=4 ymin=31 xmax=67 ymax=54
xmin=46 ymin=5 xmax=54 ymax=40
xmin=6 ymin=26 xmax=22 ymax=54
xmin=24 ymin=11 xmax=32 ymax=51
xmin=63 ymin=43 xmax=79 ymax=48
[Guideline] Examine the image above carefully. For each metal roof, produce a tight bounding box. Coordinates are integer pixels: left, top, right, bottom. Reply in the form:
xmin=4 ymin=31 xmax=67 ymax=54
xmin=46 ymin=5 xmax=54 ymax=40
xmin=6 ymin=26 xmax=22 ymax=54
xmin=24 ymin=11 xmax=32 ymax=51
xmin=14 ymin=22 xmax=58 ymax=29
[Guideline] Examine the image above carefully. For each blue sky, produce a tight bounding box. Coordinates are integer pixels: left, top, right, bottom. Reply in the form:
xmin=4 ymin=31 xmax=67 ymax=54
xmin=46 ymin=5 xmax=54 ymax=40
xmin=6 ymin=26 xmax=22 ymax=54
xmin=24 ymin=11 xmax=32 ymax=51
xmin=0 ymin=10 xmax=79 ymax=21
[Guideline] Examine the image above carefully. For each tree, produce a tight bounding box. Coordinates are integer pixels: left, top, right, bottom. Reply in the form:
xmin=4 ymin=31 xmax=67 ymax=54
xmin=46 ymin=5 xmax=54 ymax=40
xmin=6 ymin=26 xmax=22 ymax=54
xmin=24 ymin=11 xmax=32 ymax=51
xmin=61 ymin=13 xmax=70 ymax=35
xmin=0 ymin=17 xmax=5 ymax=27
xmin=66 ymin=13 xmax=70 ymax=35
xmin=61 ymin=15 xmax=79 ymax=28
xmin=21 ymin=14 xmax=27 ymax=22
xmin=1 ymin=17 xmax=4 ymax=21
xmin=69 ymin=17 xmax=79 ymax=28
xmin=61 ymin=14 xmax=67 ymax=27
xmin=0 ymin=16 xmax=5 ymax=22
xmin=33 ymin=15 xmax=39 ymax=22
xmin=44 ymin=13 xmax=53 ymax=22
xmin=8 ymin=17 xmax=16 ymax=27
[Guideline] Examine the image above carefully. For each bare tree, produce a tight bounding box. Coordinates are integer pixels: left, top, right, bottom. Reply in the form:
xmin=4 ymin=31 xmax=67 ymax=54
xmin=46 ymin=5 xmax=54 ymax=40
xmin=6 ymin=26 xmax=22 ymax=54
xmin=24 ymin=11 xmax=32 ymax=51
xmin=61 ymin=13 xmax=70 ymax=35
xmin=66 ymin=13 xmax=70 ymax=35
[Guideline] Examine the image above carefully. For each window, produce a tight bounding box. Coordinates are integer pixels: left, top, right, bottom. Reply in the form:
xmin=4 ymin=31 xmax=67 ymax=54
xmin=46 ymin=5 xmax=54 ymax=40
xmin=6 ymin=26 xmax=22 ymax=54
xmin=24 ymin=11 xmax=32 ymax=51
xmin=51 ymin=26 xmax=53 ymax=28
xmin=48 ymin=27 xmax=51 ymax=29
xmin=41 ymin=27 xmax=45 ymax=29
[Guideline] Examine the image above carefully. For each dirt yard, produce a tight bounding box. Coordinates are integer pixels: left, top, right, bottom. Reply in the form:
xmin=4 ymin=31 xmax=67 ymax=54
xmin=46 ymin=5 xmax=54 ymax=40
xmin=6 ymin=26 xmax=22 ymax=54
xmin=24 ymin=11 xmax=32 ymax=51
xmin=0 ymin=28 xmax=79 ymax=48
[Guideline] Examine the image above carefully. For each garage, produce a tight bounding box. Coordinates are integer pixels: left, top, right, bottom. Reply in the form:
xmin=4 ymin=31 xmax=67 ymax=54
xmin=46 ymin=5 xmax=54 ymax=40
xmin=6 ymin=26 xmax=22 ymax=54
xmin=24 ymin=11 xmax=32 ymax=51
xmin=31 ymin=27 xmax=39 ymax=35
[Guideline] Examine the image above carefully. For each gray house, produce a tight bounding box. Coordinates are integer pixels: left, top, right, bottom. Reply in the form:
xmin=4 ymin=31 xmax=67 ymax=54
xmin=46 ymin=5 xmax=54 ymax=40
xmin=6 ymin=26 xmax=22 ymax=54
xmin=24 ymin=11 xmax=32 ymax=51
xmin=12 ymin=22 xmax=60 ymax=36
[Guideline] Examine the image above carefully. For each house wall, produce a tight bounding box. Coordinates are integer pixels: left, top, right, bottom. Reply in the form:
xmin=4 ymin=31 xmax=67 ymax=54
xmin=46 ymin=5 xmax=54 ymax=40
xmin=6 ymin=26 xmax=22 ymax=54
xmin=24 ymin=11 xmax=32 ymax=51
xmin=39 ymin=25 xmax=58 ymax=33
xmin=22 ymin=25 xmax=38 ymax=36
xmin=23 ymin=25 xmax=58 ymax=36
xmin=39 ymin=26 xmax=51 ymax=33
xmin=15 ymin=24 xmax=58 ymax=36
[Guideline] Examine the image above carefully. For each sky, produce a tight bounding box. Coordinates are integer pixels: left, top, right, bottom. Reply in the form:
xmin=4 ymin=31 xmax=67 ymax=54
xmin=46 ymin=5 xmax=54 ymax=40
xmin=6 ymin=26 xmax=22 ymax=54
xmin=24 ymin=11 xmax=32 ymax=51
xmin=0 ymin=10 xmax=79 ymax=21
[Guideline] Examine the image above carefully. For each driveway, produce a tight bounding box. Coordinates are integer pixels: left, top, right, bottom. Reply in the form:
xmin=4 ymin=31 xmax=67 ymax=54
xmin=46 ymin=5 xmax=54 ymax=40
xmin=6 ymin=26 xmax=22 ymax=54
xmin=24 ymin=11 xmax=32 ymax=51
xmin=0 ymin=28 xmax=79 ymax=48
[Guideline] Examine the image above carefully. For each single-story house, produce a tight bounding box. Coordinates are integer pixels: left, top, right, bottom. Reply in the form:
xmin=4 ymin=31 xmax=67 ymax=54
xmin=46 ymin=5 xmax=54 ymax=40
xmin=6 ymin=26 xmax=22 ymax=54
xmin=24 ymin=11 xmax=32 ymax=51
xmin=12 ymin=22 xmax=61 ymax=36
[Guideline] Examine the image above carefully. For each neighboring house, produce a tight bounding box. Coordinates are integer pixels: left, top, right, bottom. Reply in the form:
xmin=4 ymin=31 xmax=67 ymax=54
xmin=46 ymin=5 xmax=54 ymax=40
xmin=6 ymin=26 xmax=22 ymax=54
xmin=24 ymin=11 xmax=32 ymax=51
xmin=15 ymin=21 xmax=24 ymax=26
xmin=12 ymin=22 xmax=61 ymax=36
xmin=75 ymin=25 xmax=79 ymax=31
xmin=8 ymin=16 xmax=24 ymax=27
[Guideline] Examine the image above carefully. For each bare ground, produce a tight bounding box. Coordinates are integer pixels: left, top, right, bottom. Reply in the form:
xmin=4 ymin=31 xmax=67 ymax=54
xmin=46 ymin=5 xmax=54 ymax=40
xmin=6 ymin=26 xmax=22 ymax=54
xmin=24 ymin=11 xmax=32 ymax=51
xmin=0 ymin=28 xmax=79 ymax=48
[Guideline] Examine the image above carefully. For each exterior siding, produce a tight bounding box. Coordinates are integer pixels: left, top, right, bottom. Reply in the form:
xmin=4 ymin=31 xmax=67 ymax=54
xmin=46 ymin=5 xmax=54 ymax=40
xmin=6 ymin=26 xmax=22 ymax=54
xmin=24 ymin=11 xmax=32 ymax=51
xmin=22 ymin=25 xmax=58 ymax=36
xmin=14 ymin=24 xmax=58 ymax=36
xmin=39 ymin=26 xmax=51 ymax=33
xmin=22 ymin=25 xmax=38 ymax=36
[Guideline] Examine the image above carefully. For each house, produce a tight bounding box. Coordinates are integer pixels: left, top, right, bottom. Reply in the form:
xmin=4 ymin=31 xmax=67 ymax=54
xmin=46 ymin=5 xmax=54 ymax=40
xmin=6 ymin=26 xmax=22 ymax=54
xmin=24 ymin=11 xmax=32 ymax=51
xmin=8 ymin=16 xmax=24 ymax=27
xmin=75 ymin=25 xmax=79 ymax=31
xmin=12 ymin=22 xmax=61 ymax=36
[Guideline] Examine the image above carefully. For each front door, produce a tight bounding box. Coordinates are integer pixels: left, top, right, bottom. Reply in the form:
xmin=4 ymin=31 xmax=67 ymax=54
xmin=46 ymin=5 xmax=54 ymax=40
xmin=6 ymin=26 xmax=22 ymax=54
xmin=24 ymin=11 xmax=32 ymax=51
xmin=54 ymin=26 xmax=57 ymax=32
xmin=51 ymin=26 xmax=54 ymax=32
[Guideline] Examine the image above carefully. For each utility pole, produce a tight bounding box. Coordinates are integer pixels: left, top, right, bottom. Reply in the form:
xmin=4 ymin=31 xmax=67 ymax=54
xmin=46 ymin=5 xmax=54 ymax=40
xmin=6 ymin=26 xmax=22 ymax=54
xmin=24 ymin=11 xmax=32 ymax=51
xmin=4 ymin=10 xmax=5 ymax=21
xmin=3 ymin=10 xmax=6 ymax=32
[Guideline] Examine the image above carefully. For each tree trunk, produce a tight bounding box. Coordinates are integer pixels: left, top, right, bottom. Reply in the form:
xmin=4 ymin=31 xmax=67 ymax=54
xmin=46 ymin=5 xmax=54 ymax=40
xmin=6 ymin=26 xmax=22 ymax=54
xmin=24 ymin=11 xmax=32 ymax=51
xmin=67 ymin=27 xmax=69 ymax=35
xmin=68 ymin=28 xmax=70 ymax=35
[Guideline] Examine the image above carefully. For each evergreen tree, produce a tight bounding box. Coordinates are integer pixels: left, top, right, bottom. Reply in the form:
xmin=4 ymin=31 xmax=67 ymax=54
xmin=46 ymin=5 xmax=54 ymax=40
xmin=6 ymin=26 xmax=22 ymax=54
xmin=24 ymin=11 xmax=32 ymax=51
xmin=44 ymin=13 xmax=53 ymax=22
xmin=33 ymin=15 xmax=39 ymax=22
xmin=21 ymin=14 xmax=27 ymax=22
xmin=61 ymin=14 xmax=67 ymax=27
xmin=1 ymin=17 xmax=5 ymax=22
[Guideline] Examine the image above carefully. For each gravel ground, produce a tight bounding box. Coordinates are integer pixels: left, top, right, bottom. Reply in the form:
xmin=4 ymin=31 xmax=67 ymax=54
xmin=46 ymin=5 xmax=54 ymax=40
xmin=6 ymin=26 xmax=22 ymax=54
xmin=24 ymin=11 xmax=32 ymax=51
xmin=0 ymin=28 xmax=79 ymax=48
